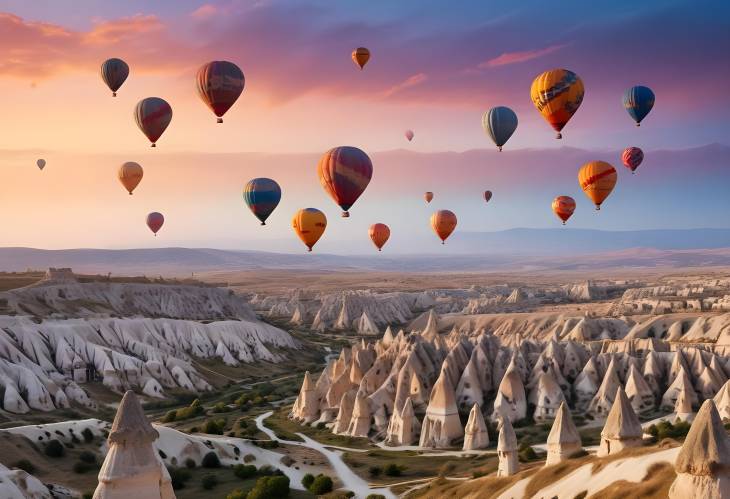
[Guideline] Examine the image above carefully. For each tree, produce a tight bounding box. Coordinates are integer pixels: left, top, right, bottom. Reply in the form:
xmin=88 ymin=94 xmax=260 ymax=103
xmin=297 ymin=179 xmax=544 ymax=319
xmin=246 ymin=475 xmax=290 ymax=499
xmin=383 ymin=463 xmax=402 ymax=477
xmin=301 ymin=473 xmax=315 ymax=489
xmin=202 ymin=452 xmax=221 ymax=468
xmin=233 ymin=464 xmax=257 ymax=479
xmin=44 ymin=440 xmax=65 ymax=458
xmin=309 ymin=475 xmax=333 ymax=495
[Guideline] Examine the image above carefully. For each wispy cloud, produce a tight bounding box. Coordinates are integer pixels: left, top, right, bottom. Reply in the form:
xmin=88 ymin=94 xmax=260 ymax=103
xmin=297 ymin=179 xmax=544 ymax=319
xmin=479 ymin=44 xmax=566 ymax=68
xmin=380 ymin=73 xmax=428 ymax=98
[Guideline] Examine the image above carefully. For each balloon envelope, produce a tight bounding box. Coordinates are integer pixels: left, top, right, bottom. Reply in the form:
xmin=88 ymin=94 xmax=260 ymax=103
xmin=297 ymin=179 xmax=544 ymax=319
xmin=482 ymin=106 xmax=518 ymax=151
xmin=424 ymin=192 xmax=433 ymax=203
xmin=100 ymin=58 xmax=129 ymax=96
xmin=292 ymin=208 xmax=327 ymax=251
xmin=243 ymin=178 xmax=281 ymax=225
xmin=484 ymin=190 xmax=493 ymax=203
xmin=36 ymin=159 xmax=46 ymax=170
xmin=146 ymin=212 xmax=164 ymax=235
xmin=430 ymin=210 xmax=457 ymax=244
xmin=134 ymin=97 xmax=172 ymax=147
xmin=317 ymin=146 xmax=373 ymax=217
xmin=196 ymin=61 xmax=245 ymax=123
xmin=623 ymin=86 xmax=655 ymax=126
xmin=621 ymin=147 xmax=644 ymax=173
xmin=578 ymin=161 xmax=617 ymax=210
xmin=405 ymin=130 xmax=414 ymax=141
xmin=352 ymin=47 xmax=370 ymax=69
xmin=530 ymin=69 xmax=584 ymax=139
xmin=552 ymin=196 xmax=576 ymax=224
xmin=118 ymin=161 xmax=143 ymax=195
xmin=369 ymin=223 xmax=390 ymax=251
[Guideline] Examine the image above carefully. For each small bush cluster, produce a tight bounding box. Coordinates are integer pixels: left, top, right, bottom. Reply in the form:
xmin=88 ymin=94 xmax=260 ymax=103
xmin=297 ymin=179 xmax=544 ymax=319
xmin=241 ymin=475 xmax=290 ymax=499
xmin=384 ymin=463 xmax=404 ymax=477
xmin=518 ymin=442 xmax=538 ymax=462
xmin=12 ymin=460 xmax=36 ymax=474
xmin=167 ymin=467 xmax=192 ymax=490
xmin=203 ymin=418 xmax=227 ymax=435
xmin=44 ymin=440 xmax=65 ymax=458
xmin=233 ymin=464 xmax=257 ymax=479
xmin=647 ymin=420 xmax=692 ymax=441
xmin=202 ymin=452 xmax=221 ymax=468
xmin=201 ymin=473 xmax=218 ymax=490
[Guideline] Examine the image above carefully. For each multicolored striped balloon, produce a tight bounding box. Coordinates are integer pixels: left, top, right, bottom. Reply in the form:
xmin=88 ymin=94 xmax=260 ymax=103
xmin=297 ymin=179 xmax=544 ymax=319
xmin=243 ymin=178 xmax=281 ymax=225
xmin=530 ymin=69 xmax=584 ymax=139
xmin=100 ymin=58 xmax=129 ymax=97
xmin=134 ymin=97 xmax=172 ymax=147
xmin=621 ymin=147 xmax=644 ymax=174
xmin=623 ymin=86 xmax=655 ymax=126
xmin=317 ymin=146 xmax=373 ymax=217
xmin=552 ymin=196 xmax=576 ymax=225
xmin=482 ymin=106 xmax=518 ymax=151
xmin=196 ymin=61 xmax=245 ymax=123
xmin=578 ymin=161 xmax=617 ymax=210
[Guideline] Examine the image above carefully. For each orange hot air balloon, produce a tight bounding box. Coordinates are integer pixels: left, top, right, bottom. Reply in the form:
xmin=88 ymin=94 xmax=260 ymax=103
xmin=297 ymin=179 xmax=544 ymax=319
xmin=552 ymin=196 xmax=576 ymax=225
xmin=292 ymin=208 xmax=327 ymax=252
xmin=424 ymin=192 xmax=434 ymax=203
xmin=352 ymin=47 xmax=370 ymax=69
xmin=369 ymin=223 xmax=390 ymax=251
xmin=118 ymin=161 xmax=143 ymax=195
xmin=530 ymin=69 xmax=584 ymax=139
xmin=430 ymin=210 xmax=457 ymax=244
xmin=578 ymin=161 xmax=617 ymax=210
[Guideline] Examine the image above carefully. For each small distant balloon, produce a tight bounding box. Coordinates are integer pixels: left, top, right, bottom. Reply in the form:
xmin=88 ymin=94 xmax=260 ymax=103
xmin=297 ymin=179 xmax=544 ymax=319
xmin=292 ymin=208 xmax=327 ymax=252
xmin=430 ymin=210 xmax=457 ymax=244
xmin=552 ymin=196 xmax=576 ymax=225
xmin=243 ymin=178 xmax=281 ymax=225
xmin=405 ymin=130 xmax=414 ymax=142
xmin=146 ymin=212 xmax=164 ymax=236
xmin=484 ymin=190 xmax=493 ymax=203
xmin=424 ymin=192 xmax=434 ymax=203
xmin=369 ymin=223 xmax=390 ymax=251
xmin=36 ymin=159 xmax=46 ymax=170
xmin=578 ymin=161 xmax=617 ymax=210
xmin=482 ymin=106 xmax=518 ymax=151
xmin=118 ymin=161 xmax=143 ymax=195
xmin=134 ymin=97 xmax=172 ymax=147
xmin=317 ymin=146 xmax=373 ymax=217
xmin=623 ymin=86 xmax=655 ymax=126
xmin=621 ymin=147 xmax=644 ymax=174
xmin=100 ymin=58 xmax=129 ymax=97
xmin=531 ymin=69 xmax=584 ymax=139
xmin=196 ymin=61 xmax=245 ymax=123
xmin=352 ymin=47 xmax=370 ymax=69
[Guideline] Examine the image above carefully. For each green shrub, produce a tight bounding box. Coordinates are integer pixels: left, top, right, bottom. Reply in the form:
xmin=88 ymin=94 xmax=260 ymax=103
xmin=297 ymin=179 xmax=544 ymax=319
xmin=368 ymin=466 xmax=382 ymax=477
xmin=201 ymin=473 xmax=218 ymax=490
xmin=301 ymin=473 xmax=315 ymax=489
xmin=176 ymin=399 xmax=205 ymax=420
xmin=163 ymin=410 xmax=177 ymax=423
xmin=233 ymin=464 xmax=257 ymax=479
xmin=213 ymin=402 xmax=231 ymax=413
xmin=204 ymin=418 xmax=227 ymax=435
xmin=168 ymin=467 xmax=192 ymax=490
xmin=12 ymin=459 xmax=36 ymax=474
xmin=383 ymin=463 xmax=402 ymax=477
xmin=185 ymin=458 xmax=196 ymax=469
xmin=518 ymin=443 xmax=538 ymax=462
xmin=73 ymin=461 xmax=94 ymax=474
xmin=78 ymin=450 xmax=96 ymax=464
xmin=647 ymin=420 xmax=692 ymax=440
xmin=227 ymin=490 xmax=246 ymax=499
xmin=309 ymin=475 xmax=333 ymax=495
xmin=246 ymin=475 xmax=290 ymax=499
xmin=44 ymin=440 xmax=65 ymax=458
xmin=202 ymin=452 xmax=221 ymax=468
xmin=81 ymin=428 xmax=94 ymax=443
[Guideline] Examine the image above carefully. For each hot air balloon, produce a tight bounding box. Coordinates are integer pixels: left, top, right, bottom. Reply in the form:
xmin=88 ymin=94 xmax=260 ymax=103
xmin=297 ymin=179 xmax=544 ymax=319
xmin=484 ymin=190 xmax=493 ymax=203
xmin=134 ymin=97 xmax=172 ymax=147
xmin=482 ymin=106 xmax=518 ymax=151
xmin=623 ymin=86 xmax=655 ymax=126
xmin=100 ymin=58 xmax=129 ymax=97
xmin=317 ymin=146 xmax=373 ymax=217
xmin=530 ymin=69 xmax=584 ymax=139
xmin=424 ymin=192 xmax=434 ymax=203
xmin=352 ymin=47 xmax=370 ymax=69
xmin=292 ymin=208 xmax=327 ymax=252
xmin=369 ymin=223 xmax=390 ymax=252
xmin=36 ymin=159 xmax=46 ymax=170
xmin=118 ymin=161 xmax=143 ymax=195
xmin=405 ymin=130 xmax=414 ymax=142
xmin=243 ymin=178 xmax=281 ymax=225
xmin=196 ymin=61 xmax=245 ymax=123
xmin=621 ymin=147 xmax=644 ymax=174
xmin=146 ymin=212 xmax=164 ymax=236
xmin=430 ymin=210 xmax=457 ymax=244
xmin=552 ymin=196 xmax=576 ymax=225
xmin=578 ymin=161 xmax=617 ymax=210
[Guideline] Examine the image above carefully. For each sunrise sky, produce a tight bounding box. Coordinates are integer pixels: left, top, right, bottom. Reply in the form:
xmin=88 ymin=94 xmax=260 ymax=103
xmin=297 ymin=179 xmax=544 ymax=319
xmin=0 ymin=0 xmax=728 ymax=252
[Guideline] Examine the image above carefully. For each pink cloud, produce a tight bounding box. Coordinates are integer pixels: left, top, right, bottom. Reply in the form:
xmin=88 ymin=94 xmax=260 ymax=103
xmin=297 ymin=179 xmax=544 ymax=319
xmin=380 ymin=73 xmax=428 ymax=98
xmin=479 ymin=44 xmax=566 ymax=68
xmin=190 ymin=4 xmax=219 ymax=20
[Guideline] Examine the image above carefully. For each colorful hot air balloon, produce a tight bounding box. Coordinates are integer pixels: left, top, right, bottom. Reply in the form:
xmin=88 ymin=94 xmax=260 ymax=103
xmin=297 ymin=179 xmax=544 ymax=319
xmin=578 ymin=161 xmax=617 ymax=210
xmin=36 ymin=159 xmax=46 ymax=170
xmin=317 ymin=146 xmax=373 ymax=217
xmin=118 ymin=161 xmax=143 ymax=195
xmin=146 ymin=212 xmax=164 ymax=236
xmin=482 ymin=106 xmax=518 ymax=151
xmin=369 ymin=223 xmax=390 ymax=252
xmin=430 ymin=210 xmax=457 ymax=244
xmin=552 ymin=196 xmax=576 ymax=225
xmin=352 ymin=47 xmax=370 ymax=69
xmin=484 ymin=190 xmax=493 ymax=203
xmin=100 ymin=58 xmax=129 ymax=97
xmin=243 ymin=178 xmax=281 ymax=225
xmin=424 ymin=192 xmax=434 ymax=203
xmin=621 ymin=147 xmax=644 ymax=174
xmin=623 ymin=86 xmax=655 ymax=126
xmin=530 ymin=69 xmax=584 ymax=139
xmin=134 ymin=97 xmax=172 ymax=147
xmin=405 ymin=130 xmax=414 ymax=142
xmin=292 ymin=208 xmax=327 ymax=252
xmin=196 ymin=61 xmax=245 ymax=123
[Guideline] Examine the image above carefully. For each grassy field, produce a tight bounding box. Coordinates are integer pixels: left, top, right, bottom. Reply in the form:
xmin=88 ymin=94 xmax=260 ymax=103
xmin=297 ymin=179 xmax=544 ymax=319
xmin=265 ymin=406 xmax=376 ymax=449
xmin=171 ymin=467 xmax=316 ymax=499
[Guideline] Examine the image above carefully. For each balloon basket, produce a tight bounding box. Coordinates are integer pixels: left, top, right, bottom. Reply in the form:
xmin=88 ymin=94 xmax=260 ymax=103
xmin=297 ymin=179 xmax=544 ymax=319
xmin=342 ymin=211 xmax=350 ymax=218
xmin=556 ymin=133 xmax=562 ymax=139
xmin=498 ymin=146 xmax=503 ymax=152
xmin=151 ymin=143 xmax=156 ymax=148
xmin=562 ymin=222 xmax=566 ymax=225
xmin=307 ymin=248 xmax=312 ymax=252
xmin=112 ymin=92 xmax=117 ymax=97
xmin=636 ymin=123 xmax=641 ymax=127
xmin=217 ymin=118 xmax=223 ymax=123
xmin=261 ymin=222 xmax=266 ymax=226
xmin=129 ymin=192 xmax=133 ymax=196
xmin=595 ymin=205 xmax=601 ymax=211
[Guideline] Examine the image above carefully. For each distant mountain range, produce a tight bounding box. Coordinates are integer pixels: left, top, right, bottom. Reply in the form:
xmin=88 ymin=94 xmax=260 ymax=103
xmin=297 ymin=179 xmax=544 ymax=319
xmin=2 ymin=227 xmax=730 ymax=274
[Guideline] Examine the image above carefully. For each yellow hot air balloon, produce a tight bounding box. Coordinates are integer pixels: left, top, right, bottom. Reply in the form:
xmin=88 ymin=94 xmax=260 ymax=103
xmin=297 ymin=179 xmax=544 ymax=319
xmin=530 ymin=69 xmax=584 ymax=139
xmin=352 ymin=47 xmax=370 ymax=69
xmin=578 ymin=161 xmax=617 ymax=210
xmin=292 ymin=208 xmax=327 ymax=252
xmin=118 ymin=161 xmax=143 ymax=195
xmin=430 ymin=210 xmax=457 ymax=244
